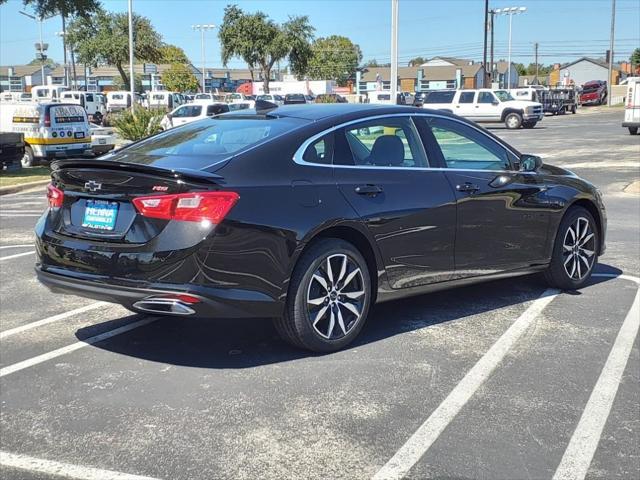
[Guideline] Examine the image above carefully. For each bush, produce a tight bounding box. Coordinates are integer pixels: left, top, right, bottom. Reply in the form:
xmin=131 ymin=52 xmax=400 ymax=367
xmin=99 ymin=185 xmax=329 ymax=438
xmin=112 ymin=107 xmax=164 ymax=141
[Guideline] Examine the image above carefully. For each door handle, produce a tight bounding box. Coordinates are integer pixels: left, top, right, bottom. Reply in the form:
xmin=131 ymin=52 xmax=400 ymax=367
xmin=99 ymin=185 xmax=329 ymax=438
xmin=355 ymin=184 xmax=383 ymax=196
xmin=456 ymin=182 xmax=480 ymax=193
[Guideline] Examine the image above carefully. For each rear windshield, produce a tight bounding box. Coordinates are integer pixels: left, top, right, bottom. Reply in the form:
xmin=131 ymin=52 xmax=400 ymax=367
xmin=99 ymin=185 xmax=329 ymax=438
xmin=287 ymin=94 xmax=305 ymax=100
xmin=424 ymin=91 xmax=455 ymax=104
xmin=123 ymin=116 xmax=305 ymax=169
xmin=51 ymin=105 xmax=86 ymax=124
xmin=195 ymin=94 xmax=211 ymax=100
xmin=111 ymin=94 xmax=124 ymax=100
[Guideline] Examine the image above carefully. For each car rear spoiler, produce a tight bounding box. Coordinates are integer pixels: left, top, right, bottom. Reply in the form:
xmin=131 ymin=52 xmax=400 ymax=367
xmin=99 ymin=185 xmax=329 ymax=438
xmin=51 ymin=158 xmax=225 ymax=185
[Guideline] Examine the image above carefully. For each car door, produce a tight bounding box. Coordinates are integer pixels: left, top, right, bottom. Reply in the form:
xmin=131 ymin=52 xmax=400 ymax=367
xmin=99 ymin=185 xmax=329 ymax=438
xmin=332 ymin=115 xmax=457 ymax=289
xmin=424 ymin=115 xmax=551 ymax=276
xmin=474 ymin=91 xmax=500 ymax=121
xmin=455 ymin=91 xmax=477 ymax=119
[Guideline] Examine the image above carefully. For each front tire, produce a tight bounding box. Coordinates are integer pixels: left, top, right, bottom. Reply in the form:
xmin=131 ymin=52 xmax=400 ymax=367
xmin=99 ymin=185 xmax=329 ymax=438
xmin=274 ymin=239 xmax=372 ymax=352
xmin=629 ymin=127 xmax=638 ymax=135
xmin=522 ymin=121 xmax=537 ymax=129
xmin=21 ymin=146 xmax=34 ymax=168
xmin=544 ymin=206 xmax=598 ymax=290
xmin=505 ymin=112 xmax=522 ymax=129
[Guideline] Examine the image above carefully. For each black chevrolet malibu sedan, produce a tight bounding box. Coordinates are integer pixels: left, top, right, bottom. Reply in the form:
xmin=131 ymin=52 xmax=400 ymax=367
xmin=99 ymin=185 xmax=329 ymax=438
xmin=35 ymin=103 xmax=606 ymax=352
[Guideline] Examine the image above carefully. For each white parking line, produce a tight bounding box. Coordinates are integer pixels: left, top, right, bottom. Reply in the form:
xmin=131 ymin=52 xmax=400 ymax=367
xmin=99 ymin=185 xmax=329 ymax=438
xmin=0 ymin=451 xmax=161 ymax=480
xmin=0 ymin=244 xmax=33 ymax=249
xmin=0 ymin=251 xmax=35 ymax=261
xmin=553 ymin=273 xmax=640 ymax=480
xmin=0 ymin=214 xmax=41 ymax=217
xmin=0 ymin=317 xmax=157 ymax=378
xmin=0 ymin=302 xmax=107 ymax=340
xmin=372 ymin=288 xmax=559 ymax=480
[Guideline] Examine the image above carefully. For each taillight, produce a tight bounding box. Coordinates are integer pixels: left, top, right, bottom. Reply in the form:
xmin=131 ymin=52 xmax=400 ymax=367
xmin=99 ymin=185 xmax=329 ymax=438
xmin=47 ymin=183 xmax=64 ymax=208
xmin=132 ymin=191 xmax=239 ymax=224
xmin=44 ymin=111 xmax=51 ymax=127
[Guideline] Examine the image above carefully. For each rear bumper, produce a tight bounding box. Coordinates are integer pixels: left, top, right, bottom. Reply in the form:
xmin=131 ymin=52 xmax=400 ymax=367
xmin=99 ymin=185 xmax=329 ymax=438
xmin=622 ymin=121 xmax=640 ymax=128
xmin=35 ymin=266 xmax=283 ymax=319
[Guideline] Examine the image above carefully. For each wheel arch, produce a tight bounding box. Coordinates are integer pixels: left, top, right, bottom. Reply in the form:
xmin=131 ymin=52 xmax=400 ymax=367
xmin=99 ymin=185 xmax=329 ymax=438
xmin=566 ymin=198 xmax=605 ymax=255
xmin=501 ymin=108 xmax=524 ymax=121
xmin=290 ymin=223 xmax=384 ymax=303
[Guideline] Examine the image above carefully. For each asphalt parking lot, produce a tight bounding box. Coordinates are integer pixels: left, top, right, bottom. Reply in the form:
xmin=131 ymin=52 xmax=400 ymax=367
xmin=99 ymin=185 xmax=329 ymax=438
xmin=1 ymin=108 xmax=638 ymax=480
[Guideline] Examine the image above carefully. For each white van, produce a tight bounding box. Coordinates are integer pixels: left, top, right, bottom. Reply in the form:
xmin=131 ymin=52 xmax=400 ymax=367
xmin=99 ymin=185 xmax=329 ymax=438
xmin=106 ymin=91 xmax=141 ymax=112
xmin=622 ymin=77 xmax=640 ymax=135
xmin=160 ymin=102 xmax=230 ymax=130
xmin=60 ymin=91 xmax=107 ymax=123
xmin=0 ymin=92 xmax=33 ymax=103
xmin=0 ymin=102 xmax=91 ymax=167
xmin=509 ymin=85 xmax=546 ymax=102
xmin=31 ymin=85 xmax=69 ymax=102
xmin=147 ymin=91 xmax=181 ymax=111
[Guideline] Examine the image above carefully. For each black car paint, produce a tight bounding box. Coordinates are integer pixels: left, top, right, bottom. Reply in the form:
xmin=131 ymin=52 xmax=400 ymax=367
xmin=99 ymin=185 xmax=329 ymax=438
xmin=35 ymin=104 xmax=607 ymax=320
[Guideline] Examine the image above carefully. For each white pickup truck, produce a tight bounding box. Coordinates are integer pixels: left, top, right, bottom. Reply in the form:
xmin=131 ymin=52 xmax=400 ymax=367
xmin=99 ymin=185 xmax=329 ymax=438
xmin=422 ymin=88 xmax=544 ymax=129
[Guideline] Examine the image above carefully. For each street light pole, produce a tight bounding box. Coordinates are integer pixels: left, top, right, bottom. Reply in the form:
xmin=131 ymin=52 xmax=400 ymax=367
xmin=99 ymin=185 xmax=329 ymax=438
xmin=192 ymin=24 xmax=215 ymax=93
xmin=495 ymin=7 xmax=527 ymax=89
xmin=19 ymin=10 xmax=48 ymax=86
xmin=128 ymin=0 xmax=135 ymax=112
xmin=607 ymin=0 xmax=616 ymax=107
xmin=390 ymin=0 xmax=398 ymax=103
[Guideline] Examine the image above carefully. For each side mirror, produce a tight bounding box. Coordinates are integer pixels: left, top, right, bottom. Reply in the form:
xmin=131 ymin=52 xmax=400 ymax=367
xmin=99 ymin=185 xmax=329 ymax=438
xmin=492 ymin=100 xmax=499 ymax=106
xmin=519 ymin=154 xmax=543 ymax=172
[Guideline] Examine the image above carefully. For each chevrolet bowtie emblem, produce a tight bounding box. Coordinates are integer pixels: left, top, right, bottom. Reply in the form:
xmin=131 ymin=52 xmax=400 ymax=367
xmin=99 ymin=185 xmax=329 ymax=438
xmin=84 ymin=180 xmax=102 ymax=192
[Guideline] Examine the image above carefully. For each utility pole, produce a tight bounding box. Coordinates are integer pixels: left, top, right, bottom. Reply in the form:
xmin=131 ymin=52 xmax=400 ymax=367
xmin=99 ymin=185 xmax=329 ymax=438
xmin=128 ymin=0 xmax=135 ymax=112
xmin=534 ymin=42 xmax=539 ymax=80
xmin=607 ymin=0 xmax=616 ymax=106
xmin=61 ymin=15 xmax=69 ymax=87
xmin=489 ymin=9 xmax=495 ymax=86
xmin=483 ymin=0 xmax=489 ymax=87
xmin=390 ymin=0 xmax=399 ymax=103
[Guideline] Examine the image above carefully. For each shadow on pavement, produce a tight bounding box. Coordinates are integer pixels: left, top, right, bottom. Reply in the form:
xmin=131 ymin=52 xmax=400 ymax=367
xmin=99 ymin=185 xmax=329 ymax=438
xmin=76 ymin=265 xmax=623 ymax=369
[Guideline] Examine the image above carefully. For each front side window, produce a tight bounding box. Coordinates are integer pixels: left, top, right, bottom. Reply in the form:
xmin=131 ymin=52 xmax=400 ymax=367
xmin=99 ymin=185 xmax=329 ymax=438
xmin=206 ymin=104 xmax=229 ymax=116
xmin=85 ymin=94 xmax=94 ymax=102
xmin=427 ymin=117 xmax=512 ymax=171
xmin=338 ymin=117 xmax=428 ymax=168
xmin=459 ymin=92 xmax=475 ymax=103
xmin=173 ymin=105 xmax=202 ymax=118
xmin=302 ymin=134 xmax=334 ymax=165
xmin=477 ymin=92 xmax=496 ymax=104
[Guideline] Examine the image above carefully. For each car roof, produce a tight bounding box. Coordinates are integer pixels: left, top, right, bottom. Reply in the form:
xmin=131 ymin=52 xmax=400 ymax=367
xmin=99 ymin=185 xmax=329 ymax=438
xmin=230 ymin=103 xmax=430 ymax=121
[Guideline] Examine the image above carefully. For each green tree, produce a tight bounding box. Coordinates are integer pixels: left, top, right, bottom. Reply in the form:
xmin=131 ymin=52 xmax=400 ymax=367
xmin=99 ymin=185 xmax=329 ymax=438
xmin=162 ymin=63 xmax=200 ymax=92
xmin=364 ymin=59 xmax=379 ymax=67
xmin=408 ymin=56 xmax=425 ymax=67
xmin=307 ymin=35 xmax=362 ymax=86
xmin=160 ymin=44 xmax=190 ymax=64
xmin=631 ymin=48 xmax=640 ymax=68
xmin=218 ymin=4 xmax=314 ymax=93
xmin=0 ymin=0 xmax=99 ymax=17
xmin=67 ymin=9 xmax=163 ymax=91
xmin=112 ymin=73 xmax=143 ymax=93
xmin=28 ymin=57 xmax=58 ymax=68
xmin=514 ymin=63 xmax=527 ymax=76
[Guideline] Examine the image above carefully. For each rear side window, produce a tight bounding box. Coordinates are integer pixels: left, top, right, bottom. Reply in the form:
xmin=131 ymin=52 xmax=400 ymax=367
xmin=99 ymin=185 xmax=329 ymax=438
xmin=477 ymin=92 xmax=496 ymax=104
xmin=459 ymin=92 xmax=475 ymax=103
xmin=424 ymin=91 xmax=455 ymax=104
xmin=337 ymin=117 xmax=428 ymax=168
xmin=302 ymin=134 xmax=334 ymax=165
xmin=206 ymin=104 xmax=230 ymax=116
xmin=85 ymin=94 xmax=94 ymax=102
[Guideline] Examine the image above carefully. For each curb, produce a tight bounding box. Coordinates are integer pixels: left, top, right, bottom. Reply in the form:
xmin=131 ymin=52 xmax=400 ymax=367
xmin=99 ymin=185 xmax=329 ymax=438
xmin=0 ymin=179 xmax=50 ymax=196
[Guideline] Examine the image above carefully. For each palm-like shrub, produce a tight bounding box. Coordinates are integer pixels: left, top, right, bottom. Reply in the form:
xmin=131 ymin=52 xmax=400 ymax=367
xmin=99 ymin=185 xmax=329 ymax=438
xmin=112 ymin=107 xmax=164 ymax=141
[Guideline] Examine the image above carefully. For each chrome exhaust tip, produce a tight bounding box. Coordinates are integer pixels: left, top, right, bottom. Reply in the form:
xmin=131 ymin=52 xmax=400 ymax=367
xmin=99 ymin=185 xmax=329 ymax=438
xmin=132 ymin=298 xmax=196 ymax=316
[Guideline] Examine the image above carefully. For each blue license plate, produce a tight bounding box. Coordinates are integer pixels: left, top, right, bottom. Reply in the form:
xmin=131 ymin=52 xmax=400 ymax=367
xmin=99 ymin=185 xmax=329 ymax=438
xmin=82 ymin=200 xmax=118 ymax=230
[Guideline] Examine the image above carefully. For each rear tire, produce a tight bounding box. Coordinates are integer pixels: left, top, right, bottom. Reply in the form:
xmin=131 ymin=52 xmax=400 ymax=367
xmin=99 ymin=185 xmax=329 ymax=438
xmin=505 ymin=112 xmax=522 ymax=129
xmin=273 ymin=239 xmax=372 ymax=352
xmin=21 ymin=146 xmax=34 ymax=168
xmin=629 ymin=127 xmax=638 ymax=135
xmin=544 ymin=206 xmax=598 ymax=290
xmin=571 ymin=105 xmax=577 ymax=114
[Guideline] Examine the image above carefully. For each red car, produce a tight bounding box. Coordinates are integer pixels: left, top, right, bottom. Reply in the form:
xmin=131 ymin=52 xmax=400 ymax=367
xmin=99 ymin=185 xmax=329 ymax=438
xmin=580 ymin=80 xmax=607 ymax=105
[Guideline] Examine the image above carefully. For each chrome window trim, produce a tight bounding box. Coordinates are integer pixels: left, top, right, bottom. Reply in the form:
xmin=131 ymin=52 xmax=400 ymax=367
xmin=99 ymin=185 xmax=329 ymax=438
xmin=292 ymin=112 xmax=523 ymax=173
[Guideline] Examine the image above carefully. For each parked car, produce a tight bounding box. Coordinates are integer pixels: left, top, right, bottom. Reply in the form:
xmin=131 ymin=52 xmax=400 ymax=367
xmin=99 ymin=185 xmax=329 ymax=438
xmin=0 ymin=131 xmax=24 ymax=170
xmin=60 ymin=91 xmax=107 ymax=124
xmin=315 ymin=93 xmax=348 ymax=103
xmin=89 ymin=123 xmax=116 ymax=156
xmin=622 ymin=77 xmax=640 ymax=135
xmin=398 ymin=92 xmax=415 ymax=105
xmin=36 ymin=104 xmax=606 ymax=352
xmin=256 ymin=94 xmax=284 ymax=105
xmin=580 ymin=80 xmax=607 ymax=106
xmin=160 ymin=102 xmax=230 ymax=130
xmin=147 ymin=91 xmax=182 ymax=111
xmin=305 ymin=95 xmax=315 ymax=103
xmin=0 ymin=102 xmax=91 ymax=167
xmin=423 ymin=89 xmax=544 ymax=129
xmin=412 ymin=92 xmax=426 ymax=107
xmin=284 ymin=93 xmax=307 ymax=105
xmin=106 ymin=91 xmax=142 ymax=112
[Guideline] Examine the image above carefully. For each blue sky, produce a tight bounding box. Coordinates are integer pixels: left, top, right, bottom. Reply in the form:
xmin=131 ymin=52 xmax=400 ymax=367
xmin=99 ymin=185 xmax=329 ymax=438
xmin=1 ymin=0 xmax=639 ymax=68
